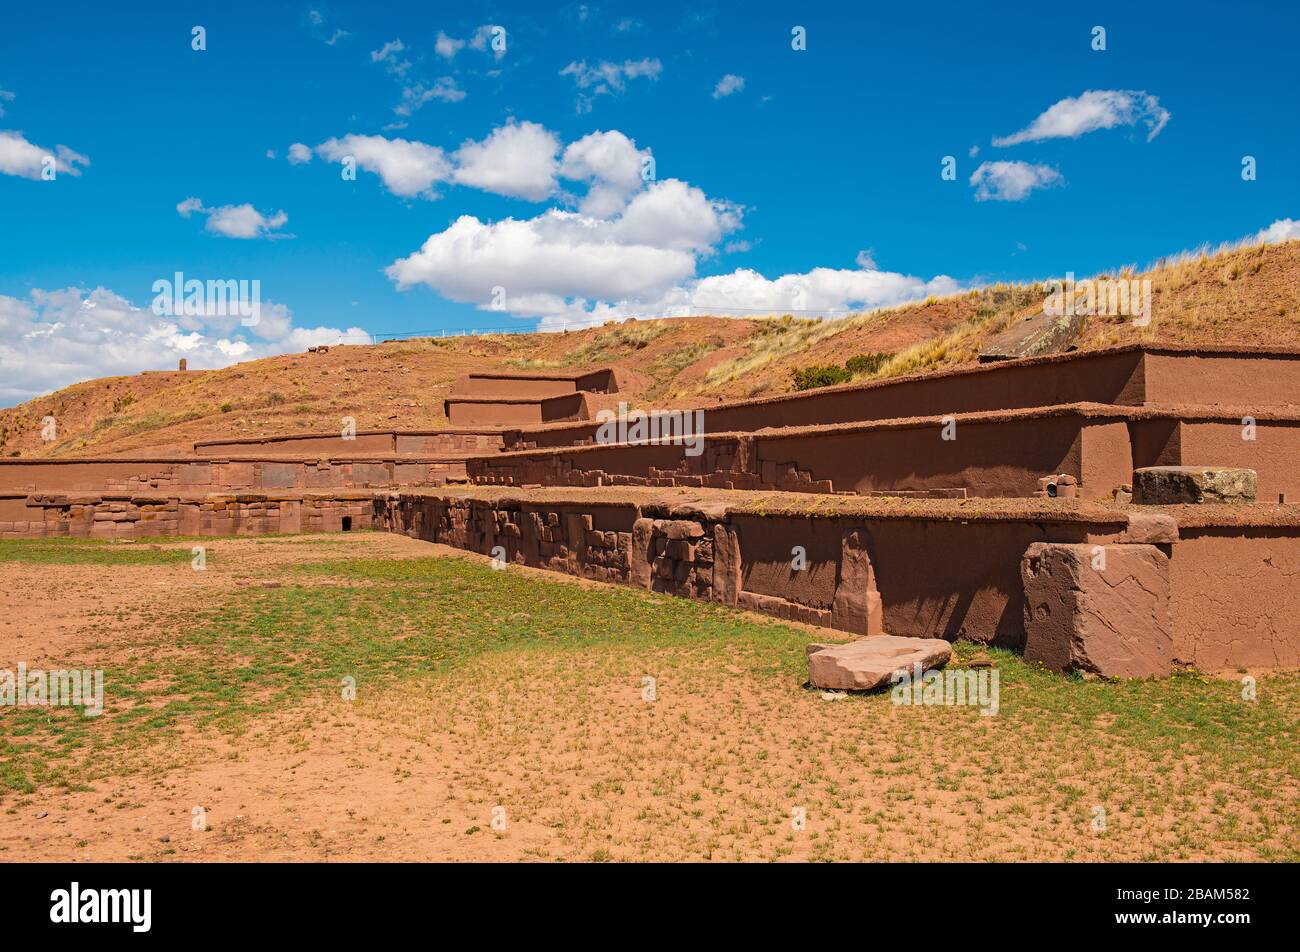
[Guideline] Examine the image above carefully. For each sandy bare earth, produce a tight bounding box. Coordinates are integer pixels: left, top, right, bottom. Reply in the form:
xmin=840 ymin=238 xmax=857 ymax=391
xmin=0 ymin=534 xmax=1294 ymax=862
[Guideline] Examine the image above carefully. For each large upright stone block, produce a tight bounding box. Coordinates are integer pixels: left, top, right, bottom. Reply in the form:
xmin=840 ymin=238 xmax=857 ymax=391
xmin=1021 ymin=542 xmax=1172 ymax=678
xmin=279 ymin=499 xmax=302 ymax=534
xmin=564 ymin=512 xmax=590 ymax=569
xmin=831 ymin=528 xmax=883 ymax=636
xmin=630 ymin=517 xmax=656 ymax=588
xmin=711 ymin=523 xmax=741 ymax=606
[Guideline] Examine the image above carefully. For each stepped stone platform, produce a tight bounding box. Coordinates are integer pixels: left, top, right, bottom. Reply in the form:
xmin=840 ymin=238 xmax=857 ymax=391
xmin=445 ymin=392 xmax=589 ymax=426
xmin=500 ymin=343 xmax=1300 ymax=450
xmin=462 ymin=344 xmax=1300 ymax=504
xmin=4 ymin=344 xmax=1297 ymax=681
xmin=3 ymin=484 xmax=1297 ymax=676
xmin=467 ymin=403 xmax=1300 ymax=502
xmin=449 ymin=368 xmax=618 ymax=398
xmin=443 ymin=367 xmax=619 ymax=426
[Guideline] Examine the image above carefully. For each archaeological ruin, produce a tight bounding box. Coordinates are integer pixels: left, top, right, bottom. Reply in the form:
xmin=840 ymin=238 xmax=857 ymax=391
xmin=3 ymin=342 xmax=1297 ymax=682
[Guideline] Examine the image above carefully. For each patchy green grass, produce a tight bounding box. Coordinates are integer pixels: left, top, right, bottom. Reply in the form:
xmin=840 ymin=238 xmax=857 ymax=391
xmin=1 ymin=538 xmax=1295 ymax=860
xmin=0 ymin=538 xmax=197 ymax=566
xmin=0 ymin=552 xmax=807 ymax=793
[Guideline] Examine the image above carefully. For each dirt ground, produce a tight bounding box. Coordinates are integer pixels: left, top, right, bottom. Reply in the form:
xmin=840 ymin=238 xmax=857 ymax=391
xmin=0 ymin=534 xmax=1295 ymax=862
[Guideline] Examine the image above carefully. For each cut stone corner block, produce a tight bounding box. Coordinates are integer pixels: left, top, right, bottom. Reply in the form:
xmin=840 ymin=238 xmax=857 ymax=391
xmin=806 ymin=635 xmax=952 ymax=691
xmin=1021 ymin=542 xmax=1171 ymax=679
xmin=1132 ymin=466 xmax=1256 ymax=505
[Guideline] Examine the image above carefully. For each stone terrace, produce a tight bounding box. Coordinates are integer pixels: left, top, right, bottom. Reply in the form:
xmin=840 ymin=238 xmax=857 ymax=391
xmin=4 ymin=343 xmax=1298 ymax=679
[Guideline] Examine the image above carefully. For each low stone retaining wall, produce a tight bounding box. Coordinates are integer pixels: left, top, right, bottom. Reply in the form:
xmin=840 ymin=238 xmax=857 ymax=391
xmin=0 ymin=456 xmax=468 ymax=494
xmin=375 ymin=491 xmax=892 ymax=629
xmin=374 ymin=489 xmax=1300 ymax=673
xmin=3 ymin=482 xmax=1294 ymax=675
xmin=449 ymin=368 xmax=618 ymax=398
xmin=0 ymin=491 xmax=376 ymax=539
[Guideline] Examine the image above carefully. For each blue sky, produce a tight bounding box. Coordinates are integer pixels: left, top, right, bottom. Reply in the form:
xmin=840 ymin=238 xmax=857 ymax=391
xmin=1 ymin=0 xmax=1297 ymax=403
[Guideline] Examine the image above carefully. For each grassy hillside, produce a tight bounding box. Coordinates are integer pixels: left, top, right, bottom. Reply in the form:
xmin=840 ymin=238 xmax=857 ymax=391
xmin=3 ymin=238 xmax=1298 ymax=458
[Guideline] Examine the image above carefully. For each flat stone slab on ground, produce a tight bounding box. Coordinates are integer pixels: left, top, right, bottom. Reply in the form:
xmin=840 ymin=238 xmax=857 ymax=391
xmin=807 ymin=635 xmax=952 ymax=691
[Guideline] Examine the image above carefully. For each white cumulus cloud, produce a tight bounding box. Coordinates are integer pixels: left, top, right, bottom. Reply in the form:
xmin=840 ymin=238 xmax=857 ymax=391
xmin=559 ymin=58 xmax=662 ymax=111
xmin=452 ymin=120 xmax=560 ymax=201
xmin=969 ymin=161 xmax=1063 ymax=202
xmin=467 ymin=25 xmax=507 ymax=61
xmin=396 ymin=77 xmax=465 ymax=114
xmin=612 ymin=179 xmax=740 ymax=252
xmin=559 ymin=129 xmax=651 ymax=216
xmin=1258 ymin=218 xmax=1300 ymax=244
xmin=316 ymin=134 xmax=452 ymax=198
xmin=385 ymin=211 xmax=699 ymax=308
xmin=309 ymin=123 xmax=651 ymax=210
xmin=382 ymin=157 xmax=958 ymax=332
xmin=369 ymin=36 xmax=463 ymax=115
xmin=670 ymin=267 xmax=959 ymax=319
xmin=0 ymin=130 xmax=89 ymax=180
xmin=371 ymin=39 xmax=407 ymax=68
xmin=712 ymin=74 xmax=745 ymax=99
xmin=434 ymin=31 xmax=464 ymax=59
xmin=993 ymin=89 xmax=1170 ymax=146
xmin=439 ymin=25 xmax=505 ymax=60
xmin=385 ymin=177 xmax=740 ymax=310
xmin=176 ymin=197 xmax=290 ymax=239
xmin=0 ymin=287 xmax=369 ymax=406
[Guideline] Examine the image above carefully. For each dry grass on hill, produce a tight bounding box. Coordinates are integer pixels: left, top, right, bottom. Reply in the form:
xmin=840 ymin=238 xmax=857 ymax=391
xmin=3 ymin=238 xmax=1298 ymax=458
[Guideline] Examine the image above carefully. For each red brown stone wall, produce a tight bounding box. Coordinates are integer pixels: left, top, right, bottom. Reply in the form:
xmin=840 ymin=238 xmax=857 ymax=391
xmin=3 ymin=482 xmax=1295 ymax=673
xmin=0 ymin=458 xmax=467 ymax=494
xmin=376 ymin=493 xmax=1297 ymax=670
xmin=505 ymin=348 xmax=1300 ymax=451
xmin=0 ymin=492 xmax=375 ymax=541
xmin=445 ymin=393 xmax=588 ymax=427
xmin=469 ymin=415 xmax=1137 ymax=500
xmin=1176 ymin=421 xmax=1300 ymax=503
xmin=1167 ymin=528 xmax=1300 ymax=669
xmin=195 ymin=430 xmax=505 ymax=457
xmin=1143 ymin=352 xmax=1300 ymax=408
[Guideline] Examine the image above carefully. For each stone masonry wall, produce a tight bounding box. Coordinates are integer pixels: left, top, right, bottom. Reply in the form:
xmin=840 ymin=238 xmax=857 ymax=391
xmin=377 ymin=493 xmax=888 ymax=637
xmin=0 ymin=458 xmax=467 ymax=495
xmin=0 ymin=492 xmax=375 ymax=540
